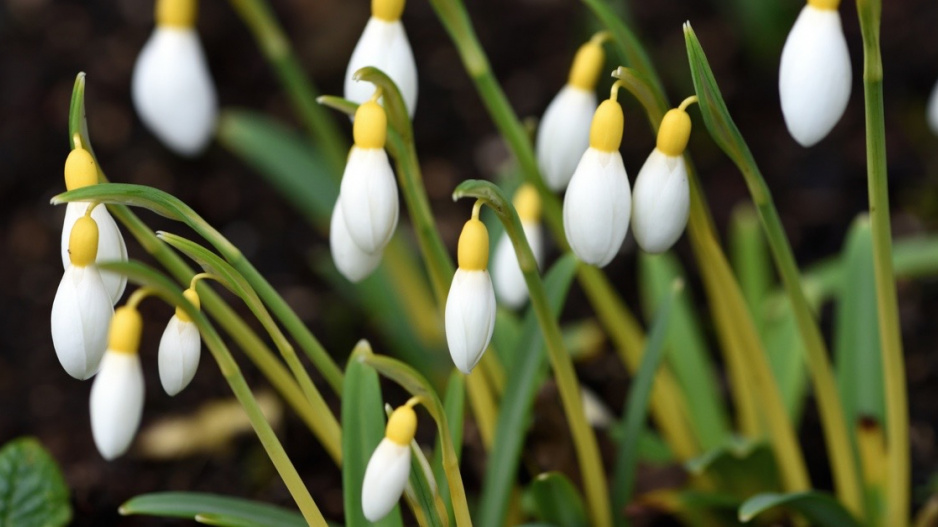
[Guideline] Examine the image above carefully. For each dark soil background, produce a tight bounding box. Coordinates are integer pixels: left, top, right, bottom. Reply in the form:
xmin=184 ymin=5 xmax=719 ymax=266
xmin=2 ymin=0 xmax=938 ymax=525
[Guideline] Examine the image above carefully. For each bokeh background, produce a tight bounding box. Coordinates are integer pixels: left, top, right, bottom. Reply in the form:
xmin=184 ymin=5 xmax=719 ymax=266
xmin=2 ymin=0 xmax=938 ymax=524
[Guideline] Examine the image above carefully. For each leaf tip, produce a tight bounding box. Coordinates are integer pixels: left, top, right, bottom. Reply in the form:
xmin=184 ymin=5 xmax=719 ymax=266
xmin=50 ymin=194 xmax=65 ymax=205
xmin=117 ymin=504 xmax=131 ymax=516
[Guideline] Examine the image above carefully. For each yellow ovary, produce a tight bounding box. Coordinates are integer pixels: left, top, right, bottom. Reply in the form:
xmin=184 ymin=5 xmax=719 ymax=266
xmin=385 ymin=405 xmax=417 ymax=445
xmin=109 ymin=306 xmax=144 ymax=354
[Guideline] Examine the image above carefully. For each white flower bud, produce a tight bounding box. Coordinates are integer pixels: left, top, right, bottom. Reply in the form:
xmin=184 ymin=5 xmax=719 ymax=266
xmin=51 ymin=265 xmax=113 ymax=380
xmin=90 ymin=350 xmax=145 ymax=460
xmin=61 ymin=202 xmax=128 ymax=304
xmin=779 ymin=5 xmax=852 ymax=147
xmin=536 ymin=86 xmax=597 ymax=191
xmin=492 ymin=222 xmax=542 ymax=308
xmin=631 ymin=150 xmax=690 ymax=254
xmin=331 ymin=195 xmax=384 ymax=282
xmin=563 ymin=147 xmax=631 ymax=267
xmin=362 ymin=437 xmax=411 ymax=521
xmin=928 ymin=78 xmax=938 ymax=136
xmin=445 ymin=269 xmax=496 ymax=374
xmin=345 ymin=18 xmax=418 ymax=117
xmin=132 ymin=27 xmax=218 ymax=156
xmin=339 ymin=147 xmax=400 ymax=253
xmin=158 ymin=315 xmax=201 ymax=396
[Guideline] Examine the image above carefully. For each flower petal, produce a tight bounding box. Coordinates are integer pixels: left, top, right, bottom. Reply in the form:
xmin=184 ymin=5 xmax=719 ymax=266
xmin=563 ymin=148 xmax=631 ymax=267
xmin=361 ymin=438 xmax=411 ymax=521
xmin=330 ymin=195 xmax=384 ymax=282
xmin=132 ymin=27 xmax=218 ymax=156
xmin=536 ymin=85 xmax=597 ymax=191
xmin=344 ymin=18 xmax=418 ymax=117
xmin=631 ymin=150 xmax=690 ymax=253
xmin=445 ymin=269 xmax=496 ymax=374
xmin=339 ymin=147 xmax=399 ymax=253
xmin=51 ymin=266 xmax=113 ymax=380
xmin=492 ymin=222 xmax=542 ymax=308
xmin=90 ymin=350 xmax=145 ymax=460
xmin=158 ymin=316 xmax=202 ymax=396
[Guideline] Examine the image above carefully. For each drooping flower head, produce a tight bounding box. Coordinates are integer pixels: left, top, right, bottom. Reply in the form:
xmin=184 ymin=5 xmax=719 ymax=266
xmin=492 ymin=184 xmax=543 ymax=308
xmin=779 ymin=0 xmax=851 ymax=147
xmin=445 ymin=202 xmax=496 ymax=374
xmin=345 ymin=0 xmax=418 ymax=117
xmin=631 ymin=96 xmax=696 ymax=254
xmin=330 ymin=194 xmax=384 ymax=282
xmin=536 ymin=33 xmax=609 ymax=191
xmin=90 ymin=302 xmax=146 ymax=460
xmin=563 ymin=81 xmax=631 ymax=267
xmin=362 ymin=401 xmax=418 ymax=521
xmin=132 ymin=0 xmax=218 ymax=156
xmin=159 ymin=286 xmax=202 ymax=396
xmin=338 ymin=97 xmax=400 ymax=254
xmin=51 ymin=209 xmax=113 ymax=380
xmin=60 ymin=140 xmax=127 ymax=304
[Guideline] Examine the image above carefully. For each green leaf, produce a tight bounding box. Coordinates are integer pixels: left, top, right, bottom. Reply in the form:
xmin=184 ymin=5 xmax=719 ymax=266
xmin=834 ymin=216 xmax=885 ymax=426
xmin=738 ymin=491 xmax=861 ymax=526
xmin=729 ymin=205 xmax=770 ymax=332
xmin=217 ymin=110 xmax=338 ymax=228
xmin=762 ymin=297 xmax=808 ymax=423
xmin=476 ymin=253 xmax=579 ymax=527
xmin=0 ymin=437 xmax=71 ymax=527
xmin=120 ymin=492 xmax=305 ymax=526
xmin=526 ymin=472 xmax=589 ymax=527
xmin=685 ymin=437 xmax=782 ymax=500
xmin=352 ymin=67 xmax=413 ymax=142
xmin=434 ymin=371 xmax=466 ymax=525
xmin=639 ymin=253 xmax=729 ymax=451
xmin=342 ymin=342 xmax=403 ymax=527
xmin=401 ymin=422 xmax=445 ymax=527
xmin=611 ymin=280 xmax=682 ymax=525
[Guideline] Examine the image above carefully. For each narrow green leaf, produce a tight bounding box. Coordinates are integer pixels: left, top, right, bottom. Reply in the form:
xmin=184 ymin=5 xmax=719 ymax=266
xmin=738 ymin=491 xmax=861 ymax=526
xmin=434 ymin=372 xmax=466 ymax=526
xmin=217 ymin=110 xmax=338 ymax=227
xmin=120 ymin=492 xmax=305 ymax=526
xmin=526 ymin=472 xmax=589 ymax=527
xmin=834 ymin=216 xmax=885 ymax=425
xmin=729 ymin=204 xmax=770 ymax=332
xmin=352 ymin=66 xmax=413 ymax=142
xmin=638 ymin=253 xmax=729 ymax=451
xmin=401 ymin=420 xmax=446 ymax=527
xmin=762 ymin=297 xmax=808 ymax=423
xmin=194 ymin=512 xmax=279 ymax=527
xmin=0 ymin=437 xmax=71 ymax=527
xmin=476 ymin=253 xmax=579 ymax=527
xmin=343 ymin=342 xmax=403 ymax=527
xmin=611 ymin=280 xmax=681 ymax=526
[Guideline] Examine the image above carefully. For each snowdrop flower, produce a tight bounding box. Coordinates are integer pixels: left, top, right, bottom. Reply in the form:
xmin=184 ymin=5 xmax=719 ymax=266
xmin=51 ymin=211 xmax=113 ymax=380
xmin=330 ymin=194 xmax=384 ymax=282
xmin=536 ymin=32 xmax=608 ymax=191
xmin=492 ymin=184 xmax=543 ymax=308
xmin=779 ymin=0 xmax=851 ymax=147
xmin=362 ymin=400 xmax=418 ymax=521
xmin=132 ymin=0 xmax=218 ymax=156
xmin=159 ymin=287 xmax=202 ymax=396
xmin=60 ymin=141 xmax=127 ymax=304
xmin=631 ymin=96 xmax=697 ymax=253
xmin=445 ymin=202 xmax=496 ymax=374
xmin=928 ymin=78 xmax=938 ymax=135
xmin=90 ymin=303 xmax=145 ymax=460
xmin=345 ymin=0 xmax=418 ymax=117
xmin=339 ymin=98 xmax=399 ymax=253
xmin=563 ymin=82 xmax=631 ymax=267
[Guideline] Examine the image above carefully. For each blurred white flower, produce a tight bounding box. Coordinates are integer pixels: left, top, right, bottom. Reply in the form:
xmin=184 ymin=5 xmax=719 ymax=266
xmin=928 ymin=78 xmax=938 ymax=135
xmin=90 ymin=306 xmax=145 ymax=460
xmin=446 ymin=212 xmax=496 ymax=374
xmin=362 ymin=403 xmax=417 ymax=521
xmin=492 ymin=184 xmax=543 ymax=308
xmin=132 ymin=0 xmax=217 ymax=156
xmin=344 ymin=0 xmax=417 ymax=117
xmin=339 ymin=101 xmax=399 ymax=254
xmin=158 ymin=288 xmax=202 ymax=396
xmin=631 ymin=102 xmax=695 ymax=253
xmin=330 ymin=195 xmax=384 ymax=282
xmin=779 ymin=1 xmax=851 ymax=147
xmin=536 ymin=35 xmax=606 ymax=191
xmin=51 ymin=215 xmax=113 ymax=380
xmin=563 ymin=98 xmax=631 ymax=267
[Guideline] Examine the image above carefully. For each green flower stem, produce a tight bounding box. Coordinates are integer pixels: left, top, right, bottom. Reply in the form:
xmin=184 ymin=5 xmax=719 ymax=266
xmin=857 ymin=0 xmax=908 ymax=523
xmin=427 ymin=0 xmax=699 ymax=460
xmin=225 ymin=0 xmax=347 ymax=172
xmin=454 ymin=180 xmax=611 ymax=527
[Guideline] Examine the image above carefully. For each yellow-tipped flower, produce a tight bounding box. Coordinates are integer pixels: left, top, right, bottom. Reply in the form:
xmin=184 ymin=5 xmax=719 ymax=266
xmin=60 ymin=144 xmax=128 ymax=304
xmin=779 ymin=0 xmax=851 ymax=146
xmin=345 ymin=0 xmax=418 ymax=116
xmin=492 ymin=184 xmax=543 ymax=308
xmin=536 ymin=33 xmax=607 ymax=191
xmin=361 ymin=403 xmax=417 ymax=521
xmin=445 ymin=205 xmax=496 ymax=373
xmin=132 ymin=0 xmax=218 ymax=155
xmin=51 ymin=213 xmax=114 ymax=380
xmin=631 ymin=98 xmax=695 ymax=253
xmin=562 ymin=88 xmax=631 ymax=267
xmin=158 ymin=287 xmax=202 ymax=396
xmin=90 ymin=304 xmax=146 ymax=460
